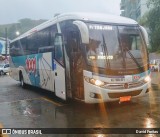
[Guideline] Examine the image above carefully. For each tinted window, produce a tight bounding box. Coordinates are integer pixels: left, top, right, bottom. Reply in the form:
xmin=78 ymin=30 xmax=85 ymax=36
xmin=4 ymin=64 xmax=9 ymax=68
xmin=38 ymin=46 xmax=54 ymax=53
xmin=54 ymin=35 xmax=64 ymax=65
xmin=50 ymin=25 xmax=58 ymax=45
xmin=20 ymin=38 xmax=29 ymax=55
xmin=10 ymin=41 xmax=23 ymax=56
xmin=10 ymin=25 xmax=58 ymax=56
xmin=37 ymin=28 xmax=50 ymax=49
xmin=27 ymin=33 xmax=38 ymax=54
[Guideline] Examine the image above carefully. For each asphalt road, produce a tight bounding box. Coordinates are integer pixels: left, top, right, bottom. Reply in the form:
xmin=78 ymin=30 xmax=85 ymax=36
xmin=0 ymin=74 xmax=160 ymax=137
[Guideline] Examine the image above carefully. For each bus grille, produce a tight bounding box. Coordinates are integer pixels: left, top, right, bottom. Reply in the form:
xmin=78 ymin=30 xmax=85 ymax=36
xmin=103 ymin=81 xmax=145 ymax=90
xmin=108 ymin=90 xmax=142 ymax=98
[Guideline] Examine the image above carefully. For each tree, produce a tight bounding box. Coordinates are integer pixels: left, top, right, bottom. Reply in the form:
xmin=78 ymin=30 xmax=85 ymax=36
xmin=147 ymin=0 xmax=160 ymax=52
xmin=0 ymin=19 xmax=47 ymax=40
xmin=147 ymin=0 xmax=160 ymax=8
xmin=138 ymin=12 xmax=149 ymax=27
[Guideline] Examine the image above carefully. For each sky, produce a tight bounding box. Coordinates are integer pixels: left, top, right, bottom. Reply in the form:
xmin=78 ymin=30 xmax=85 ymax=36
xmin=0 ymin=0 xmax=121 ymax=25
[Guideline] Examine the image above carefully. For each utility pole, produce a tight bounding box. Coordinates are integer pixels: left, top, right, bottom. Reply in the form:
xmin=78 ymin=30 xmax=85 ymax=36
xmin=5 ymin=28 xmax=8 ymax=62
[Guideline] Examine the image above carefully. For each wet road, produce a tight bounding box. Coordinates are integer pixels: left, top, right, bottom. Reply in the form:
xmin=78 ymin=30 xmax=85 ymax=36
xmin=0 ymin=74 xmax=160 ymax=137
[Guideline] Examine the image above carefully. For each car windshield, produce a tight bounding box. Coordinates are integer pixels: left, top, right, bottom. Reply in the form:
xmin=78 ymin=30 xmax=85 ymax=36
xmin=86 ymin=23 xmax=148 ymax=71
xmin=0 ymin=64 xmax=4 ymax=68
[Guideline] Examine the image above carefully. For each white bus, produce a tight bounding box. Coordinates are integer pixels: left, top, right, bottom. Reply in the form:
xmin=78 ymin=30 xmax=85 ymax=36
xmin=9 ymin=13 xmax=151 ymax=103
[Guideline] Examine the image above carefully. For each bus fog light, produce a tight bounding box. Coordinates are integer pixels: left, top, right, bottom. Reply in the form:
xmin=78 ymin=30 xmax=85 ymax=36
xmin=90 ymin=92 xmax=102 ymax=99
xmin=144 ymin=76 xmax=151 ymax=82
xmin=90 ymin=92 xmax=95 ymax=98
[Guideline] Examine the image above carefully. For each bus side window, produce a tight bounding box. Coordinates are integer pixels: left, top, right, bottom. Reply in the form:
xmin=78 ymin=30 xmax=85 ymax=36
xmin=70 ymin=39 xmax=78 ymax=52
xmin=68 ymin=31 xmax=80 ymax=58
xmin=54 ymin=34 xmax=64 ymax=65
xmin=10 ymin=42 xmax=21 ymax=56
xmin=50 ymin=25 xmax=58 ymax=46
xmin=38 ymin=46 xmax=54 ymax=53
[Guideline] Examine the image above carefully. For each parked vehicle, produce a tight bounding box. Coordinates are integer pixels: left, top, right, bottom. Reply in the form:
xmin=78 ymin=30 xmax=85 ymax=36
xmin=0 ymin=64 xmax=10 ymax=75
xmin=150 ymin=59 xmax=160 ymax=72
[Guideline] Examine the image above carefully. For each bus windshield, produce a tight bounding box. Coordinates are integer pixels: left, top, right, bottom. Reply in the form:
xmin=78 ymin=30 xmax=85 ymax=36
xmin=86 ymin=24 xmax=148 ymax=72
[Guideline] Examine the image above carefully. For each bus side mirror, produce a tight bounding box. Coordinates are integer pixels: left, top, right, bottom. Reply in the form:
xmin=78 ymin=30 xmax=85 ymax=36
xmin=73 ymin=21 xmax=89 ymax=44
xmin=140 ymin=26 xmax=149 ymax=48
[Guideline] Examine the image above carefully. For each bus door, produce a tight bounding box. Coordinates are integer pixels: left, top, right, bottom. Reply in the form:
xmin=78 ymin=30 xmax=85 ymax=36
xmin=68 ymin=31 xmax=84 ymax=100
xmin=54 ymin=34 xmax=66 ymax=100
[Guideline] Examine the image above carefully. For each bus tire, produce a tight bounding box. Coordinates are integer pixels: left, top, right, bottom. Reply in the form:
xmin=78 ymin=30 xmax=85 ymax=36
xmin=20 ymin=73 xmax=26 ymax=88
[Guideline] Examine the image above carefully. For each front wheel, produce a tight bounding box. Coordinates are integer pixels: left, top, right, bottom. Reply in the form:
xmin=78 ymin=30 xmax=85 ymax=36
xmin=20 ymin=74 xmax=26 ymax=88
xmin=0 ymin=71 xmax=4 ymax=75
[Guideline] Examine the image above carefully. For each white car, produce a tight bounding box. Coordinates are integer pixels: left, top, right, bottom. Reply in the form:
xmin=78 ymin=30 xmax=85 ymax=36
xmin=0 ymin=64 xmax=10 ymax=75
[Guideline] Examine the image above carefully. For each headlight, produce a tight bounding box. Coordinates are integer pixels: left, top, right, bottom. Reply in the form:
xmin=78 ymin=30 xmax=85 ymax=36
xmin=95 ymin=80 xmax=104 ymax=86
xmin=144 ymin=75 xmax=151 ymax=82
xmin=84 ymin=77 xmax=105 ymax=87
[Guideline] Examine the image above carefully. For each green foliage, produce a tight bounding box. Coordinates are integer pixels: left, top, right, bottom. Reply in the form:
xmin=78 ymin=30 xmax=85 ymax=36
xmin=147 ymin=0 xmax=160 ymax=8
xmin=147 ymin=0 xmax=160 ymax=52
xmin=0 ymin=18 xmax=47 ymax=40
xmin=138 ymin=12 xmax=149 ymax=27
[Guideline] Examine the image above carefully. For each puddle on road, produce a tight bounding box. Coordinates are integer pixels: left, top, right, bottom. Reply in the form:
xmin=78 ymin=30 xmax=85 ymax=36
xmin=0 ymin=98 xmax=58 ymax=128
xmin=0 ymin=96 xmax=159 ymax=129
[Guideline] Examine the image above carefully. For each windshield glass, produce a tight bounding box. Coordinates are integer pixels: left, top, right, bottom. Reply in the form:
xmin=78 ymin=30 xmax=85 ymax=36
xmin=86 ymin=23 xmax=148 ymax=71
xmin=118 ymin=26 xmax=148 ymax=69
xmin=0 ymin=65 xmax=4 ymax=68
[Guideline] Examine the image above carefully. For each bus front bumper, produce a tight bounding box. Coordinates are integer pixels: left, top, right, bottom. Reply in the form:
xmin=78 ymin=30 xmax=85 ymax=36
xmin=84 ymin=80 xmax=151 ymax=103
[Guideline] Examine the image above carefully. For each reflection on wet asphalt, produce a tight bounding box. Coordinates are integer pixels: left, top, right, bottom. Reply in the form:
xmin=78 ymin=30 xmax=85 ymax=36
xmin=0 ymin=76 xmax=160 ymax=137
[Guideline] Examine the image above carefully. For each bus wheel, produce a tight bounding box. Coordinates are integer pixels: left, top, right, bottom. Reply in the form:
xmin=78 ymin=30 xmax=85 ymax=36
xmin=20 ymin=74 xmax=26 ymax=88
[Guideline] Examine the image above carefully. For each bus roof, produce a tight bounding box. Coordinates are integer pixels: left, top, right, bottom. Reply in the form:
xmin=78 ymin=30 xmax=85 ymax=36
xmin=11 ymin=12 xmax=138 ymax=42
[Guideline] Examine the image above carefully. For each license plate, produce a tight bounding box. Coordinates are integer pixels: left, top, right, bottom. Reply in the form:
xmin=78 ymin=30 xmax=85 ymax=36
xmin=111 ymin=78 xmax=125 ymax=82
xmin=120 ymin=96 xmax=131 ymax=102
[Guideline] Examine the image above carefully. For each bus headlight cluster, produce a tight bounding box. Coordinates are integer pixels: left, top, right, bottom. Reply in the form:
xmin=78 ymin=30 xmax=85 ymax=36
xmin=84 ymin=77 xmax=106 ymax=87
xmin=144 ymin=75 xmax=151 ymax=82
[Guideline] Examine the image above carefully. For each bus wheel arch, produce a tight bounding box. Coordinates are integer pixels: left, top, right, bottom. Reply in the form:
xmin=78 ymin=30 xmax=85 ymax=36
xmin=19 ymin=71 xmax=26 ymax=88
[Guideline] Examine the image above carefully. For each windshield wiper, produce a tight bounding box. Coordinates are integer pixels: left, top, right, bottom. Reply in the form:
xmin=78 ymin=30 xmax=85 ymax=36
xmin=102 ymin=34 xmax=110 ymax=69
xmin=124 ymin=47 xmax=143 ymax=71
